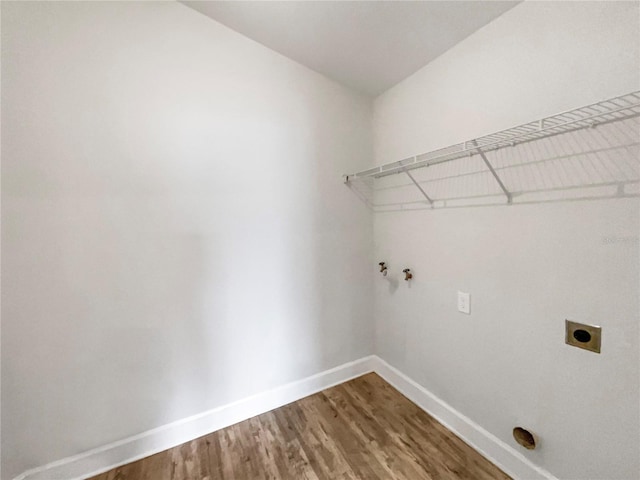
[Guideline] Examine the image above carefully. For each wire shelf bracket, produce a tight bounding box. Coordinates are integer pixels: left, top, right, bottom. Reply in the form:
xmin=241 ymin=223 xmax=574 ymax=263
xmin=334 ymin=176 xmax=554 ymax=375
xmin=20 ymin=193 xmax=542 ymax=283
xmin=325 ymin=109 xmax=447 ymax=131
xmin=471 ymin=140 xmax=512 ymax=204
xmin=403 ymin=163 xmax=434 ymax=206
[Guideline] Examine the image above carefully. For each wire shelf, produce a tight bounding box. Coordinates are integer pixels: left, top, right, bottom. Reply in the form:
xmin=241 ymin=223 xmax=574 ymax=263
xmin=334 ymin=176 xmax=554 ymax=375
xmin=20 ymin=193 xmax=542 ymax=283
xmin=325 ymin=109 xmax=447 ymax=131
xmin=345 ymin=91 xmax=640 ymax=211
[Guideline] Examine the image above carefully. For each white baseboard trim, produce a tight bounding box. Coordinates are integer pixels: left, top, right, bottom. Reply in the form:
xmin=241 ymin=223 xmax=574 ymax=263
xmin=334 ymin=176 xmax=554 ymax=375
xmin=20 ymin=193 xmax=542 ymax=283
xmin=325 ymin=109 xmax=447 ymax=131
xmin=14 ymin=355 xmax=556 ymax=480
xmin=370 ymin=356 xmax=558 ymax=480
xmin=14 ymin=356 xmax=376 ymax=480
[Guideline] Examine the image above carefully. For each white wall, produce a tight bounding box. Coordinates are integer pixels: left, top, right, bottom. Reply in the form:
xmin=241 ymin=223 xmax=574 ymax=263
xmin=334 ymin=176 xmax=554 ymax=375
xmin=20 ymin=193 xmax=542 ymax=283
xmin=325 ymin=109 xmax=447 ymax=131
xmin=0 ymin=2 xmax=373 ymax=479
xmin=373 ymin=2 xmax=639 ymax=479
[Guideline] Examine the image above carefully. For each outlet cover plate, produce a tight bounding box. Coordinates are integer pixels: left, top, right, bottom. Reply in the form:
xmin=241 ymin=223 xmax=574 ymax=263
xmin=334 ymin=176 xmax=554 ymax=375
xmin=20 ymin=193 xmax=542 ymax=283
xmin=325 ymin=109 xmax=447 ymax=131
xmin=457 ymin=291 xmax=470 ymax=314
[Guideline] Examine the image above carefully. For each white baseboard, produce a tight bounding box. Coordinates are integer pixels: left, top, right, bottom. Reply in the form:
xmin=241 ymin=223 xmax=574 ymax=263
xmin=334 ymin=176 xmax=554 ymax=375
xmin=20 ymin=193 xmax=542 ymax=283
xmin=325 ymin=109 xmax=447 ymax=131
xmin=14 ymin=356 xmax=376 ymax=480
xmin=370 ymin=356 xmax=558 ymax=480
xmin=14 ymin=355 xmax=556 ymax=480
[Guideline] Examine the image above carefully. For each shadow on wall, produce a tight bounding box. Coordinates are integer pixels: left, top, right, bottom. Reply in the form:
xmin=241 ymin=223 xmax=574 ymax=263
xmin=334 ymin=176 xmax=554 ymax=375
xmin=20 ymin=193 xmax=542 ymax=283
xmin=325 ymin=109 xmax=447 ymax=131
xmin=349 ymin=116 xmax=640 ymax=211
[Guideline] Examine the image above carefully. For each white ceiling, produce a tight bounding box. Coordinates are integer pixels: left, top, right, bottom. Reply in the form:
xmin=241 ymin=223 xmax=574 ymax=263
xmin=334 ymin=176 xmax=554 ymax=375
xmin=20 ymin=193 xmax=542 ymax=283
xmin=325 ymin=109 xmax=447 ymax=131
xmin=181 ymin=1 xmax=519 ymax=96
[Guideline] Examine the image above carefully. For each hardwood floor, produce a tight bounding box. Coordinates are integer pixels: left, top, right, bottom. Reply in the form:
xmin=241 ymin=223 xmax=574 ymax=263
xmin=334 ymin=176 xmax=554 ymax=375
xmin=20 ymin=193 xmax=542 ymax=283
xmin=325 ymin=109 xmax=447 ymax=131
xmin=88 ymin=373 xmax=511 ymax=480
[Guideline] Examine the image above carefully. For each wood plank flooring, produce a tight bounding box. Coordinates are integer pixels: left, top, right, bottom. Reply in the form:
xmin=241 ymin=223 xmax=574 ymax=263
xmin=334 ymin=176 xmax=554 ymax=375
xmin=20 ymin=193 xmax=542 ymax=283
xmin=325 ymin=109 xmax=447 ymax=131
xmin=88 ymin=373 xmax=511 ymax=480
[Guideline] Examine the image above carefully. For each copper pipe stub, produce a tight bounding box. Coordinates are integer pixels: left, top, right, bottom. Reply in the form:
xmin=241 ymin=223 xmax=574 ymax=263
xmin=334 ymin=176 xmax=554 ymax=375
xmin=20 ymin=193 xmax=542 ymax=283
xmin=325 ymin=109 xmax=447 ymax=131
xmin=403 ymin=268 xmax=412 ymax=281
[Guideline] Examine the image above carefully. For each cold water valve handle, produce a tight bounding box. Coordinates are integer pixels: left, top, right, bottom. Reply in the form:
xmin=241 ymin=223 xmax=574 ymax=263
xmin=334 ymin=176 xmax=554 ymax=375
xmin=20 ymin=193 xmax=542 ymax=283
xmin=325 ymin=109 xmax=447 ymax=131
xmin=403 ymin=268 xmax=412 ymax=281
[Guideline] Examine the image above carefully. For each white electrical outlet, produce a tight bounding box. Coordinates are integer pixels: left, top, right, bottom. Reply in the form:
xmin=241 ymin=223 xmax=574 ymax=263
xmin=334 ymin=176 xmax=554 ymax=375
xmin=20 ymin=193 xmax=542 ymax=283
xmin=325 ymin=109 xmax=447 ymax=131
xmin=457 ymin=291 xmax=470 ymax=314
